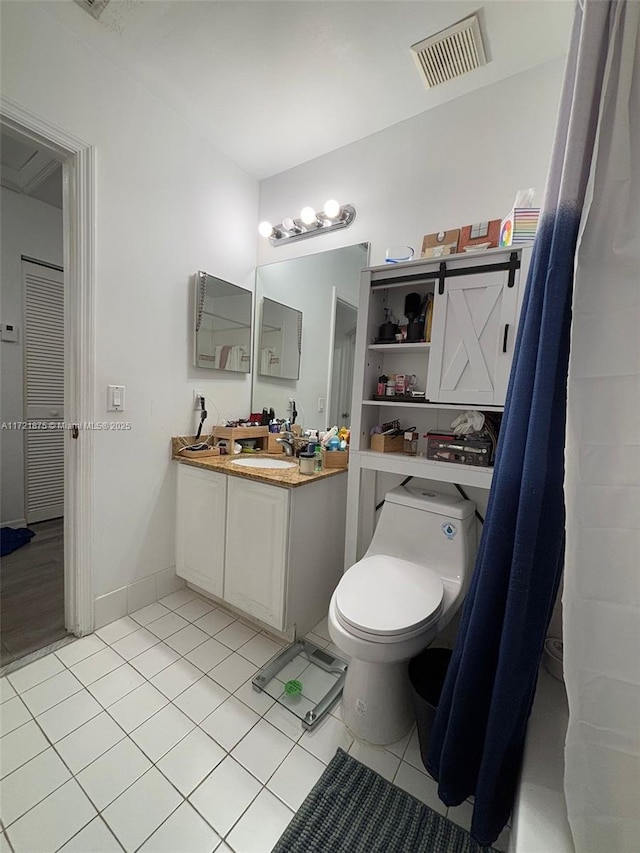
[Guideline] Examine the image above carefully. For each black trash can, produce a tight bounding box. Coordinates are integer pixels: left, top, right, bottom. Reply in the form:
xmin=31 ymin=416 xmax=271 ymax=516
xmin=408 ymin=647 xmax=452 ymax=767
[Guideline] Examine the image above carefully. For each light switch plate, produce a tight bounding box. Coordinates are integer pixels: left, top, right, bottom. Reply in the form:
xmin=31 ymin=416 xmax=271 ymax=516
xmin=107 ymin=384 xmax=125 ymax=412
xmin=1 ymin=322 xmax=18 ymax=342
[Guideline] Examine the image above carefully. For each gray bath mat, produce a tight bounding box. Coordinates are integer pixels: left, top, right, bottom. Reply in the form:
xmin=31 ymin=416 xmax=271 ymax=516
xmin=272 ymin=748 xmax=498 ymax=853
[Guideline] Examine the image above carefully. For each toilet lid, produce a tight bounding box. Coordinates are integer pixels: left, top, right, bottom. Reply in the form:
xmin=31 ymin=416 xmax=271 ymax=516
xmin=336 ymin=555 xmax=444 ymax=637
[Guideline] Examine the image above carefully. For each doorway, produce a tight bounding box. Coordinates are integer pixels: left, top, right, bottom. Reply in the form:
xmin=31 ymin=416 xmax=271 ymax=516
xmin=0 ymin=133 xmax=68 ymax=664
xmin=0 ymin=100 xmax=96 ymax=663
xmin=329 ymin=299 xmax=358 ymax=429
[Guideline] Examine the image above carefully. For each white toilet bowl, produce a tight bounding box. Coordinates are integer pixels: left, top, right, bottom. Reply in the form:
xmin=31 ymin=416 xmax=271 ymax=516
xmin=329 ymin=487 xmax=476 ymax=745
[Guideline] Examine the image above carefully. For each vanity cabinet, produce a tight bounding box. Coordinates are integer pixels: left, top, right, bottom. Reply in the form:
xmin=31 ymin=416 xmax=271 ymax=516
xmin=175 ymin=463 xmax=347 ymax=637
xmin=176 ymin=465 xmax=226 ymax=598
xmin=224 ymin=477 xmax=289 ymax=628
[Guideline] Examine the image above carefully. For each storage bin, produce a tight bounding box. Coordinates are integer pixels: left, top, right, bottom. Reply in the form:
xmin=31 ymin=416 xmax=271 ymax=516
xmin=322 ymin=449 xmax=349 ymax=469
xmin=371 ymin=433 xmax=404 ymax=453
xmin=408 ymin=647 xmax=452 ymax=767
xmin=264 ymin=433 xmax=285 ymax=453
xmin=370 ymin=433 xmax=404 ymax=453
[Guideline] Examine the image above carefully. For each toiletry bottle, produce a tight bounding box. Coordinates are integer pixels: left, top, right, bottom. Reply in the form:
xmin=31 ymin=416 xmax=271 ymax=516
xmin=386 ymin=376 xmax=396 ymax=396
xmin=314 ymin=443 xmax=323 ymax=472
xmin=377 ymin=375 xmax=388 ymax=396
xmin=299 ymin=449 xmax=315 ymax=475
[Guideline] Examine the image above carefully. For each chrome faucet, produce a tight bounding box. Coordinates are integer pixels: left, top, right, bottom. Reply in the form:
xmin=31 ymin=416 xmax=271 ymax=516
xmin=276 ymin=431 xmax=295 ymax=457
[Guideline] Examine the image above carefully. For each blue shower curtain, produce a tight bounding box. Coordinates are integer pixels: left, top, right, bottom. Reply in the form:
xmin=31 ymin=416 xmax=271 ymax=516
xmin=426 ymin=2 xmax=617 ymax=845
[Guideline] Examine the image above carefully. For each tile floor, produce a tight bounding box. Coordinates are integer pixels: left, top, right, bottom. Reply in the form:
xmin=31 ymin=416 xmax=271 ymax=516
xmin=0 ymin=589 xmax=510 ymax=853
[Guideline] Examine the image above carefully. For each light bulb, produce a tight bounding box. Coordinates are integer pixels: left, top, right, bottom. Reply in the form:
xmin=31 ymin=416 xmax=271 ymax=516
xmin=282 ymin=217 xmax=296 ymax=231
xmin=323 ymin=199 xmax=341 ymax=220
xmin=258 ymin=221 xmax=274 ymax=238
xmin=300 ymin=206 xmax=317 ymax=226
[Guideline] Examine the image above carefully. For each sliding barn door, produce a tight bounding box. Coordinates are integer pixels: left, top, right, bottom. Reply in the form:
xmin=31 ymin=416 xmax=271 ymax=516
xmin=23 ymin=261 xmax=65 ymax=523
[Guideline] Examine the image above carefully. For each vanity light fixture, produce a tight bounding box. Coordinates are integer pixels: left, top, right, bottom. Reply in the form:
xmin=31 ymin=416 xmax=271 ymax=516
xmin=258 ymin=200 xmax=356 ymax=246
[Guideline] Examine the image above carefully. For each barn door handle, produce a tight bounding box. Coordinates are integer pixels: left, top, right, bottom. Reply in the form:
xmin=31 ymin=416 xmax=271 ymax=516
xmin=502 ymin=324 xmax=510 ymax=353
xmin=72 ymin=424 xmax=79 ymax=439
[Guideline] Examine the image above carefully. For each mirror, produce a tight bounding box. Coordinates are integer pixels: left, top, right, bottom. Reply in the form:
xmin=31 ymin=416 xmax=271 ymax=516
xmin=258 ymin=298 xmax=302 ymax=379
xmin=194 ymin=271 xmax=252 ymax=372
xmin=252 ymin=243 xmax=369 ymax=429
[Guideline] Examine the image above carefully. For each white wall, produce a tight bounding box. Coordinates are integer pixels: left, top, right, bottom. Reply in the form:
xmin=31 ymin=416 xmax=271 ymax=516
xmin=258 ymin=58 xmax=566 ymax=268
xmin=1 ymin=3 xmax=259 ymax=602
xmin=0 ymin=188 xmax=64 ymax=526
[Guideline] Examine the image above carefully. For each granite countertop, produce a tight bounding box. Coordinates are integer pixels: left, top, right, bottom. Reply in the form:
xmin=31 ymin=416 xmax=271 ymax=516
xmin=171 ymin=437 xmax=347 ymax=489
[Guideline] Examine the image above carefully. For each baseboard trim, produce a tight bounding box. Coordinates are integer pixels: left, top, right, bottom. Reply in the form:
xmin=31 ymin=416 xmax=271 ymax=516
xmin=1 ymin=519 xmax=28 ymax=529
xmin=94 ymin=567 xmax=184 ymax=629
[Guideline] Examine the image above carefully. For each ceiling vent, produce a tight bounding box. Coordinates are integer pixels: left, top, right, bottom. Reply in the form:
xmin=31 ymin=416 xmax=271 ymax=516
xmin=410 ymin=15 xmax=487 ymax=89
xmin=74 ymin=0 xmax=111 ymax=19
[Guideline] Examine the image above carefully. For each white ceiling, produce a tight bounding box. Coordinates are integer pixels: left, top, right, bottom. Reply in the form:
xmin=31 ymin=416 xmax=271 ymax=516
xmin=43 ymin=1 xmax=573 ymax=179
xmin=0 ymin=130 xmax=63 ymax=209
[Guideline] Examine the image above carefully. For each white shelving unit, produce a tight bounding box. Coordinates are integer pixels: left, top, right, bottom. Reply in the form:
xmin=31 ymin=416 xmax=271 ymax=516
xmin=358 ymin=451 xmax=494 ymax=488
xmin=344 ymin=245 xmax=532 ymax=567
xmin=367 ymin=342 xmax=431 ymax=353
xmin=361 ymin=400 xmax=504 ymax=412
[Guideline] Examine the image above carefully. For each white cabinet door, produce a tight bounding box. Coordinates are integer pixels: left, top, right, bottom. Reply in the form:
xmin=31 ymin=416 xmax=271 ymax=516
xmin=224 ymin=477 xmax=289 ymax=631
xmin=176 ymin=465 xmax=226 ymax=597
xmin=426 ymin=269 xmax=519 ymax=406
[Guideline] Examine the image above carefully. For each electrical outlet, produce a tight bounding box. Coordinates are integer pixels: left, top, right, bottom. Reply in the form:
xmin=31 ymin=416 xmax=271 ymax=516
xmin=193 ymin=389 xmax=205 ymax=410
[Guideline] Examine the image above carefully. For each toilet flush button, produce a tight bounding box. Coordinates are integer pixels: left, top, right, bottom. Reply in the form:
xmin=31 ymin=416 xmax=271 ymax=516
xmin=442 ymin=522 xmax=457 ymax=539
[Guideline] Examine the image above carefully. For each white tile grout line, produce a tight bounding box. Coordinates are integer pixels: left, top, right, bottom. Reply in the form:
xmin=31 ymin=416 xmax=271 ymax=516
xmin=2 ymin=594 xmax=487 ymax=852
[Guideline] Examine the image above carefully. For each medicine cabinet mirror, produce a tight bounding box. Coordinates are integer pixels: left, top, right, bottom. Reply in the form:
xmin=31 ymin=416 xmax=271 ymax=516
xmin=252 ymin=243 xmax=369 ymax=428
xmin=258 ymin=298 xmax=302 ymax=380
xmin=194 ymin=271 xmax=252 ymax=372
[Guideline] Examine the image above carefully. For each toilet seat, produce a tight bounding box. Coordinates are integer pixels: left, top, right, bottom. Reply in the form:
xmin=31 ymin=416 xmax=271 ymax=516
xmin=335 ymin=555 xmax=444 ymax=643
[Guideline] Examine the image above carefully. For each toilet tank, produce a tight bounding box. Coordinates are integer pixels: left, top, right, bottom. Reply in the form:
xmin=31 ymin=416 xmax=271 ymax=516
xmin=366 ymin=486 xmax=477 ymax=583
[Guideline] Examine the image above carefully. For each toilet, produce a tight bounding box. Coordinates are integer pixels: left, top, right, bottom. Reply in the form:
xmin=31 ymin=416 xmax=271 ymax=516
xmin=328 ymin=486 xmax=477 ymax=745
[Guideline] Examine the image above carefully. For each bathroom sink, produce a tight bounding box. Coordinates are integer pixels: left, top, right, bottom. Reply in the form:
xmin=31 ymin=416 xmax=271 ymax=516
xmin=231 ymin=457 xmax=297 ymax=470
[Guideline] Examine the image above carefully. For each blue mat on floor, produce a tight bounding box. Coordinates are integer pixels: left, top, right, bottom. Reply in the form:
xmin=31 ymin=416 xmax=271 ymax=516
xmin=272 ymin=748 xmax=498 ymax=853
xmin=0 ymin=527 xmax=35 ymax=557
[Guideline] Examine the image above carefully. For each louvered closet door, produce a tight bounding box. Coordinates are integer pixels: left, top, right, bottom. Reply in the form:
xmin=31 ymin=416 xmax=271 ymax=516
xmin=24 ymin=261 xmax=65 ymax=523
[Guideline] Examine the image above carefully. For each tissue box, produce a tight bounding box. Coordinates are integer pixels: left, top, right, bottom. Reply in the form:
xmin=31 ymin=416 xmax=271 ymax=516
xmin=500 ymin=208 xmax=540 ymax=246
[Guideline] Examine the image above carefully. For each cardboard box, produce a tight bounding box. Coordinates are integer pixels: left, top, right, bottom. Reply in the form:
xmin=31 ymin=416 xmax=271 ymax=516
xmin=458 ymin=219 xmax=501 ymax=252
xmin=420 ymin=228 xmax=460 ymax=258
xmin=370 ymin=433 xmax=404 ymax=453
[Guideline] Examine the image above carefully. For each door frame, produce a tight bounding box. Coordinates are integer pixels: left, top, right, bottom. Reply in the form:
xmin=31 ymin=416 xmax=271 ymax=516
xmin=1 ymin=96 xmax=96 ymax=636
xmin=327 ymin=290 xmax=358 ymax=428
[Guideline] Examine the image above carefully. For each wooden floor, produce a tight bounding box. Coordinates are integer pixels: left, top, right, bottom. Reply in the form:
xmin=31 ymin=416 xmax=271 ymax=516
xmin=0 ymin=518 xmax=69 ymax=666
